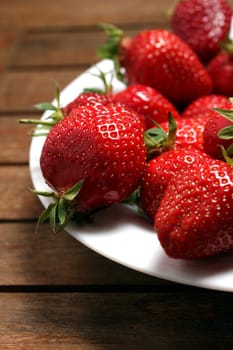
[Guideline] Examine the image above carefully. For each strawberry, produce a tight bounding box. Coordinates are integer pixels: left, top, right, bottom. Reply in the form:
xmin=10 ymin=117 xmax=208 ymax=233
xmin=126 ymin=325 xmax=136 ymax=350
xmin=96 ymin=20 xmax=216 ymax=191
xmin=140 ymin=148 xmax=208 ymax=221
xmin=203 ymin=106 xmax=233 ymax=159
xmin=98 ymin=25 xmax=213 ymax=107
xmin=155 ymin=158 xmax=233 ymax=259
xmin=207 ymin=42 xmax=233 ymax=96
xmin=171 ymin=0 xmax=232 ymax=63
xmin=62 ymin=92 xmax=114 ymax=117
xmin=181 ymin=94 xmax=232 ymax=118
xmin=113 ymin=84 xmax=180 ymax=129
xmin=61 ymin=70 xmax=115 ymax=116
xmin=39 ymin=102 xmax=146 ymax=231
xmin=159 ymin=116 xmax=208 ymax=151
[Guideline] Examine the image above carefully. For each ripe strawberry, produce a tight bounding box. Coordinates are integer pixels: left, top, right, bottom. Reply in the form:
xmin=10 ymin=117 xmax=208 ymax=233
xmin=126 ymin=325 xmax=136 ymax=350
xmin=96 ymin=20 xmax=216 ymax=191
xmin=39 ymin=103 xmax=146 ymax=230
xmin=203 ymin=106 xmax=233 ymax=158
xmin=155 ymin=158 xmax=233 ymax=259
xmin=113 ymin=84 xmax=180 ymax=129
xmin=171 ymin=0 xmax=232 ymax=63
xmin=140 ymin=148 xmax=208 ymax=221
xmin=160 ymin=116 xmax=208 ymax=151
xmin=99 ymin=25 xmax=213 ymax=107
xmin=207 ymin=47 xmax=233 ymax=97
xmin=62 ymin=92 xmax=114 ymax=117
xmin=181 ymin=94 xmax=232 ymax=118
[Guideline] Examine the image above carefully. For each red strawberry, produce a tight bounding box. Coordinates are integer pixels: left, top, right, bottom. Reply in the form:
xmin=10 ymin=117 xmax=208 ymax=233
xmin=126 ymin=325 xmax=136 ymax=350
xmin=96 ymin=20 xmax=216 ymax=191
xmin=171 ymin=0 xmax=232 ymax=63
xmin=203 ymin=106 xmax=233 ymax=158
xmin=62 ymin=92 xmax=114 ymax=117
xmin=181 ymin=94 xmax=232 ymax=118
xmin=155 ymin=158 xmax=233 ymax=259
xmin=99 ymin=25 xmax=213 ymax=107
xmin=140 ymin=148 xmax=208 ymax=221
xmin=160 ymin=116 xmax=208 ymax=151
xmin=207 ymin=47 xmax=233 ymax=97
xmin=39 ymin=103 xmax=146 ymax=230
xmin=113 ymin=84 xmax=180 ymax=129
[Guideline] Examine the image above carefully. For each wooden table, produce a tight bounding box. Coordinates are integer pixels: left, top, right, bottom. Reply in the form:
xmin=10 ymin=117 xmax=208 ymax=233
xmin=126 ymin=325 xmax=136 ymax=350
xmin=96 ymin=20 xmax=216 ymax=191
xmin=0 ymin=1 xmax=233 ymax=348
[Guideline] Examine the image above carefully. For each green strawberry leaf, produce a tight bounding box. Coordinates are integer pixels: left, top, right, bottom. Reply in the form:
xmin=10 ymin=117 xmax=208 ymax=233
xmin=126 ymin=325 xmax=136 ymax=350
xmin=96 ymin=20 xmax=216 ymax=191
xmin=32 ymin=179 xmax=84 ymax=233
xmin=57 ymin=198 xmax=67 ymax=225
xmin=35 ymin=202 xmax=56 ymax=232
xmin=34 ymin=102 xmax=58 ymax=111
xmin=30 ymin=188 xmax=56 ymax=198
xmin=97 ymin=23 xmax=125 ymax=82
xmin=144 ymin=112 xmax=177 ymax=159
xmin=218 ymin=125 xmax=233 ymax=140
xmin=63 ymin=180 xmax=84 ymax=201
xmin=220 ymin=145 xmax=233 ymax=167
xmin=97 ymin=23 xmax=123 ymax=58
xmin=122 ymin=187 xmax=140 ymax=206
xmin=220 ymin=37 xmax=233 ymax=54
xmin=226 ymin=143 xmax=233 ymax=155
xmin=19 ymin=81 xmax=64 ymax=136
xmin=214 ymin=108 xmax=233 ymax=123
xmin=49 ymin=203 xmax=58 ymax=232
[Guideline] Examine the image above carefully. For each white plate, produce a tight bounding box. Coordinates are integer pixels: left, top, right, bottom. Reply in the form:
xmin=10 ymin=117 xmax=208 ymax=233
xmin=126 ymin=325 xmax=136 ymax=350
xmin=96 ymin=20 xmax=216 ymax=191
xmin=29 ymin=59 xmax=233 ymax=292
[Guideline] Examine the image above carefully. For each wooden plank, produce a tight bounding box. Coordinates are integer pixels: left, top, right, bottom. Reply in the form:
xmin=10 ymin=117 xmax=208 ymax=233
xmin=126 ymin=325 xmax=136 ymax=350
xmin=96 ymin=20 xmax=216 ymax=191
xmin=0 ymin=166 xmax=41 ymax=219
xmin=0 ymin=222 xmax=167 ymax=286
xmin=0 ymin=0 xmax=174 ymax=29
xmin=9 ymin=25 xmax=169 ymax=68
xmin=0 ymin=30 xmax=21 ymax=70
xmin=0 ymin=116 xmax=32 ymax=164
xmin=0 ymin=292 xmax=232 ymax=349
xmin=10 ymin=29 xmax=109 ymax=68
xmin=0 ymin=70 xmax=84 ymax=112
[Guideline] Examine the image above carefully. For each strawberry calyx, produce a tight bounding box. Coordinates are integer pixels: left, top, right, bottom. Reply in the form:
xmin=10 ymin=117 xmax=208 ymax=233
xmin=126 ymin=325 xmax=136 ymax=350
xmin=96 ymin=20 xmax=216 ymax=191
xmin=214 ymin=106 xmax=233 ymax=164
xmin=33 ymin=179 xmax=84 ymax=233
xmin=19 ymin=81 xmax=64 ymax=136
xmin=219 ymin=37 xmax=233 ymax=55
xmin=144 ymin=112 xmax=177 ymax=160
xmin=97 ymin=23 xmax=125 ymax=81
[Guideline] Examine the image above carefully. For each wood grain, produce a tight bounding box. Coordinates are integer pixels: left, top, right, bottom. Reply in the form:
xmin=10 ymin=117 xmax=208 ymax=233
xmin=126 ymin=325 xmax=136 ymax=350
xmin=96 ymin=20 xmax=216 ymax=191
xmin=0 ymin=222 xmax=168 ymax=287
xmin=0 ymin=116 xmax=32 ymax=164
xmin=0 ymin=166 xmax=41 ymax=219
xmin=0 ymin=0 xmax=174 ymax=29
xmin=0 ymin=70 xmax=83 ymax=113
xmin=0 ymin=292 xmax=232 ymax=349
xmin=1 ymin=1 xmax=233 ymax=348
xmin=9 ymin=24 xmax=170 ymax=69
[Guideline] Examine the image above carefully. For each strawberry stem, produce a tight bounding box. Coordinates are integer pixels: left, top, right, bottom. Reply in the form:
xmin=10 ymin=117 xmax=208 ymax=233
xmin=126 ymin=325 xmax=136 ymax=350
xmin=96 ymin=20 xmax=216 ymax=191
xmin=97 ymin=23 xmax=125 ymax=81
xmin=19 ymin=82 xmax=64 ymax=136
xmin=83 ymin=67 xmax=113 ymax=95
xmin=144 ymin=112 xmax=177 ymax=159
xmin=220 ymin=145 xmax=233 ymax=167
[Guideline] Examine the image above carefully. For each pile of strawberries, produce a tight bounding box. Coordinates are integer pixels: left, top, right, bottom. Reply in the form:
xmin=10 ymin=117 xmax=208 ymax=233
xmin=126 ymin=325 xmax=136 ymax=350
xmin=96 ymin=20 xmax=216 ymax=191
xmin=30 ymin=0 xmax=233 ymax=260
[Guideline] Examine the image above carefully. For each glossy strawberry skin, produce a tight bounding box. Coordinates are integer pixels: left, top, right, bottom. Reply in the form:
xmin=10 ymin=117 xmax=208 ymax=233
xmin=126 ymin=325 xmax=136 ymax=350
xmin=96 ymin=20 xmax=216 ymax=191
xmin=203 ymin=111 xmax=233 ymax=159
xmin=155 ymin=159 xmax=233 ymax=259
xmin=171 ymin=0 xmax=232 ymax=63
xmin=62 ymin=92 xmax=114 ymax=117
xmin=160 ymin=116 xmax=208 ymax=151
xmin=140 ymin=148 xmax=208 ymax=220
xmin=40 ymin=103 xmax=146 ymax=213
xmin=182 ymin=94 xmax=232 ymax=118
xmin=120 ymin=29 xmax=213 ymax=107
xmin=208 ymin=52 xmax=233 ymax=97
xmin=113 ymin=84 xmax=180 ymax=129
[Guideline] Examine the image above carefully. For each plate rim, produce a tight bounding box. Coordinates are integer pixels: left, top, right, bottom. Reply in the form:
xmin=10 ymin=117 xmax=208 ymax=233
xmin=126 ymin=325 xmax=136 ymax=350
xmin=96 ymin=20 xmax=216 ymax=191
xmin=29 ymin=59 xmax=233 ymax=293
